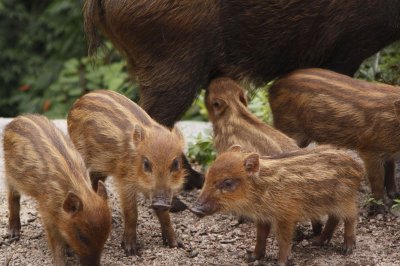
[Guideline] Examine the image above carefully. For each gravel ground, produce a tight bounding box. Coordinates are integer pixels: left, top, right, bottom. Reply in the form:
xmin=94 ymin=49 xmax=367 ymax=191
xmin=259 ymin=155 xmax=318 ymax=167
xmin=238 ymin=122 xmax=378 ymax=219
xmin=1 ymin=119 xmax=400 ymax=265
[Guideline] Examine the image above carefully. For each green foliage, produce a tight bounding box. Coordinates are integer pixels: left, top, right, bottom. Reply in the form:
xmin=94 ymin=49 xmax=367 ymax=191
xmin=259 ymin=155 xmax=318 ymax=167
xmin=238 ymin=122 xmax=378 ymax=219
xmin=42 ymin=47 xmax=136 ymax=118
xmin=364 ymin=196 xmax=384 ymax=208
xmin=356 ymin=42 xmax=400 ymax=85
xmin=187 ymin=130 xmax=217 ymax=168
xmin=182 ymin=91 xmax=208 ymax=121
xmin=247 ymin=87 xmax=273 ymax=124
xmin=0 ymin=0 xmax=87 ymax=116
xmin=391 ymin=199 xmax=400 ymax=210
xmin=0 ymin=0 xmax=136 ymax=118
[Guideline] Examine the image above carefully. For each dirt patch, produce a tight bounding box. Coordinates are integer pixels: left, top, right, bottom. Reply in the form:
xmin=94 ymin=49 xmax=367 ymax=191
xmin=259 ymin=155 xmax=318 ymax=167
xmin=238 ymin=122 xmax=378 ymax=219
xmin=1 ymin=177 xmax=400 ymax=266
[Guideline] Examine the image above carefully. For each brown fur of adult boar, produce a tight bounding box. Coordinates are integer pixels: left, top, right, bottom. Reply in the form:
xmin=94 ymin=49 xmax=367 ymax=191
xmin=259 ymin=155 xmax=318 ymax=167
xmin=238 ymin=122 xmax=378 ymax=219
xmin=84 ymin=0 xmax=400 ymax=128
xmin=4 ymin=115 xmax=111 ymax=266
xmin=206 ymin=77 xmax=298 ymax=155
xmin=269 ymin=68 xmax=400 ymax=204
xmin=191 ymin=146 xmax=364 ymax=265
xmin=68 ymin=90 xmax=186 ymax=255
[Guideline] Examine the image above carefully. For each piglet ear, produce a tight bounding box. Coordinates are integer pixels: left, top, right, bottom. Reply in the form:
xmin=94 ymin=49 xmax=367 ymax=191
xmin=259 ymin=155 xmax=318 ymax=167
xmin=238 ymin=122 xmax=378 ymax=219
xmin=172 ymin=126 xmax=184 ymax=142
xmin=394 ymin=100 xmax=400 ymax=121
xmin=244 ymin=153 xmax=260 ymax=178
xmin=96 ymin=180 xmax=108 ymax=200
xmin=228 ymin=145 xmax=242 ymax=153
xmin=239 ymin=90 xmax=248 ymax=107
xmin=63 ymin=192 xmax=83 ymax=214
xmin=132 ymin=124 xmax=145 ymax=145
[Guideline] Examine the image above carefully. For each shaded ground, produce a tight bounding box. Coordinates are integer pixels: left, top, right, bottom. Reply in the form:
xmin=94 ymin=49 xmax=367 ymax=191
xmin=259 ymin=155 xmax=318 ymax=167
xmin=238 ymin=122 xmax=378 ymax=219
xmin=0 ymin=119 xmax=400 ymax=265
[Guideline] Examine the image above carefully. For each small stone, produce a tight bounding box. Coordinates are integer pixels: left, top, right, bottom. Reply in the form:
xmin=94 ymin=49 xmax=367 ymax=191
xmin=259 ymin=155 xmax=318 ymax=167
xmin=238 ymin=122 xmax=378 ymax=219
xmin=188 ymin=250 xmax=199 ymax=258
xmin=301 ymin=240 xmax=309 ymax=247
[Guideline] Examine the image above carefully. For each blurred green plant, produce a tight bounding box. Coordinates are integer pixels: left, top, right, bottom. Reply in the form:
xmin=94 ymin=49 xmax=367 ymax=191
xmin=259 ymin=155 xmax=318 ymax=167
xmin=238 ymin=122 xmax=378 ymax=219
xmin=364 ymin=196 xmax=384 ymax=208
xmin=392 ymin=198 xmax=400 ymax=210
xmin=356 ymin=42 xmax=400 ymax=85
xmin=247 ymin=86 xmax=273 ymax=124
xmin=0 ymin=0 xmax=136 ymax=118
xmin=0 ymin=0 xmax=87 ymax=116
xmin=187 ymin=130 xmax=217 ymax=168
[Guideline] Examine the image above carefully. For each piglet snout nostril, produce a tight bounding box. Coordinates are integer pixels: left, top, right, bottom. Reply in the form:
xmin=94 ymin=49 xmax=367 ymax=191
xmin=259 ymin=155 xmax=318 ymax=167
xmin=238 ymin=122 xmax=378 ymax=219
xmin=189 ymin=205 xmax=206 ymax=218
xmin=151 ymin=199 xmax=171 ymax=211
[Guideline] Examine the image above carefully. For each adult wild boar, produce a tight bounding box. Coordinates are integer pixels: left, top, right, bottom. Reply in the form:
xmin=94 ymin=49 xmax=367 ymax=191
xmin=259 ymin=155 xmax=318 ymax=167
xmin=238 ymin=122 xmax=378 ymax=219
xmin=84 ymin=0 xmax=400 ymax=127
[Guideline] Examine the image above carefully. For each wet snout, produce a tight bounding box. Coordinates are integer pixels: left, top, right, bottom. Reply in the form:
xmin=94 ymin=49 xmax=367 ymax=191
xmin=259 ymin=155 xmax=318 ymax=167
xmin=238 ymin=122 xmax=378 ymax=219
xmin=189 ymin=203 xmax=207 ymax=218
xmin=190 ymin=197 xmax=218 ymax=218
xmin=151 ymin=190 xmax=172 ymax=211
xmin=80 ymin=254 xmax=100 ymax=266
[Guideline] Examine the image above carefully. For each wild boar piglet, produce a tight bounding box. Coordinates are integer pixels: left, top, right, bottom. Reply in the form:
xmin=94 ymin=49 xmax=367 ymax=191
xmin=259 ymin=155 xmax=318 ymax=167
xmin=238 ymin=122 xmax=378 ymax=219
xmin=4 ymin=114 xmax=111 ymax=266
xmin=191 ymin=145 xmax=364 ymax=266
xmin=270 ymin=68 xmax=400 ymax=208
xmin=68 ymin=90 xmax=187 ymax=255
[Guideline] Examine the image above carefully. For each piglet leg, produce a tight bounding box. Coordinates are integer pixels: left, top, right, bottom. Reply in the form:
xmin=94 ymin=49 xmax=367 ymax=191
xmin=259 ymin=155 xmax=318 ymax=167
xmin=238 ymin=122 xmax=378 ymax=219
xmin=155 ymin=209 xmax=179 ymax=248
xmin=120 ymin=185 xmax=139 ymax=256
xmin=7 ymin=186 xmax=21 ymax=239
xmin=247 ymin=222 xmax=271 ymax=262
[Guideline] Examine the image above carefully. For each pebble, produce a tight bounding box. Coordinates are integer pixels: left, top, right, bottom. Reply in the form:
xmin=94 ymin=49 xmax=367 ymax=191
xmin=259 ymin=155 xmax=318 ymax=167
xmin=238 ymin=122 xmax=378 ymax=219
xmin=301 ymin=240 xmax=309 ymax=247
xmin=188 ymin=250 xmax=199 ymax=258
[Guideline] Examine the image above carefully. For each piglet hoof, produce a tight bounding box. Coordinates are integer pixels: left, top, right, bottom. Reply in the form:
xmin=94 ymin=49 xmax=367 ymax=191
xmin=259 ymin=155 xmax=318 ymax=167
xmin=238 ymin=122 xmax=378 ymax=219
xmin=121 ymin=240 xmax=140 ymax=256
xmin=7 ymin=226 xmax=21 ymax=241
xmin=246 ymin=250 xmax=264 ymax=263
xmin=170 ymin=197 xmax=188 ymax=213
xmin=276 ymin=259 xmax=293 ymax=266
xmin=275 ymin=260 xmax=293 ymax=266
xmin=341 ymin=239 xmax=356 ymax=255
xmin=177 ymin=239 xmax=185 ymax=249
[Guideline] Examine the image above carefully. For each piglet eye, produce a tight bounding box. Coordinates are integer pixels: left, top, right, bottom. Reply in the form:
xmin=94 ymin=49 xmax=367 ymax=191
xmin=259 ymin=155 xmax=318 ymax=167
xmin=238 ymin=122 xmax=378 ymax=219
xmin=212 ymin=101 xmax=220 ymax=108
xmin=223 ymin=179 xmax=234 ymax=189
xmin=171 ymin=158 xmax=180 ymax=172
xmin=220 ymin=178 xmax=239 ymax=192
xmin=76 ymin=231 xmax=90 ymax=246
xmin=143 ymin=157 xmax=152 ymax=172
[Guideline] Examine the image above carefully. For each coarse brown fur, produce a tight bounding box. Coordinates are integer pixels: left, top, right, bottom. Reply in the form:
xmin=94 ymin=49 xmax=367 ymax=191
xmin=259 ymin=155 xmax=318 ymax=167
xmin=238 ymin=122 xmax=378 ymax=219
xmin=4 ymin=115 xmax=111 ymax=266
xmin=67 ymin=90 xmax=186 ymax=255
xmin=84 ymin=0 xmax=400 ymax=127
xmin=206 ymin=77 xmax=326 ymax=235
xmin=206 ymin=77 xmax=298 ymax=155
xmin=269 ymin=68 xmax=400 ymax=202
xmin=191 ymin=146 xmax=364 ymax=265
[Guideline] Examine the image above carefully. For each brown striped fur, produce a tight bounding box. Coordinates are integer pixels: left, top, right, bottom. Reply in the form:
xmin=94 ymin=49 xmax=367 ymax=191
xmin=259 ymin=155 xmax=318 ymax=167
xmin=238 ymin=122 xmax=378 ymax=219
xmin=269 ymin=68 xmax=400 ymax=201
xmin=191 ymin=146 xmax=364 ymax=265
xmin=67 ymin=90 xmax=186 ymax=255
xmin=4 ymin=115 xmax=111 ymax=266
xmin=206 ymin=77 xmax=298 ymax=155
xmin=206 ymin=78 xmax=326 ymax=235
